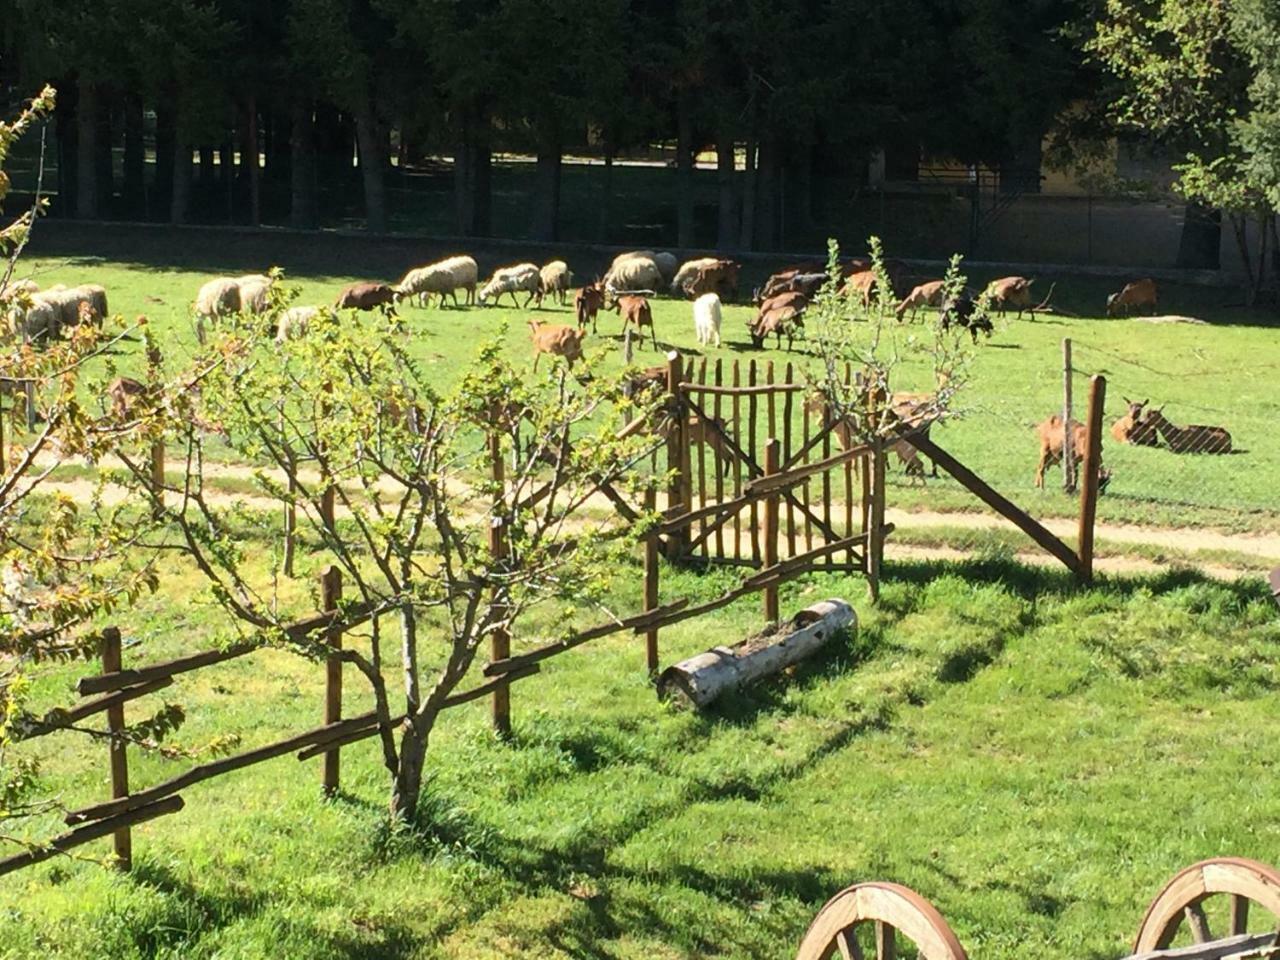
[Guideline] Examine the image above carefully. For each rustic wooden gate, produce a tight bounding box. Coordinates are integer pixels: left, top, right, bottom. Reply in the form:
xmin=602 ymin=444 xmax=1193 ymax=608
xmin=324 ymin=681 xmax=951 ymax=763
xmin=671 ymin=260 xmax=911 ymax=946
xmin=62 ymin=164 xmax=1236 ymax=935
xmin=661 ymin=353 xmax=883 ymax=577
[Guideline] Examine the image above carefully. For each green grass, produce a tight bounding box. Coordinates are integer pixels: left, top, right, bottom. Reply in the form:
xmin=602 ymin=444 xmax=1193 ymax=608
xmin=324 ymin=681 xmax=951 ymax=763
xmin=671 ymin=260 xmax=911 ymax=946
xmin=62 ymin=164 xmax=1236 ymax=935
xmin=17 ymin=229 xmax=1280 ymax=535
xmin=4 ymin=554 xmax=1280 ymax=959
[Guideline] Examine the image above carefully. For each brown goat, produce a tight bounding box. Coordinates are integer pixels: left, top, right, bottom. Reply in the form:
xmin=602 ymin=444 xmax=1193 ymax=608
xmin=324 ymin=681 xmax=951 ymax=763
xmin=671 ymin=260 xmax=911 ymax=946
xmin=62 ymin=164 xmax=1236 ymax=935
xmin=574 ymin=282 xmax=606 ymax=333
xmin=335 ymin=282 xmax=398 ymax=314
xmin=1034 ymin=414 xmax=1110 ymax=490
xmin=1144 ymin=407 xmax=1232 ymax=454
xmin=842 ymin=270 xmax=880 ymax=307
xmin=611 ymin=295 xmax=657 ymax=350
xmin=529 ymin=320 xmax=587 ymax=372
xmin=1107 ymin=278 xmax=1158 ymax=317
xmin=749 ymin=292 xmax=807 ymax=350
xmin=805 ymin=393 xmax=932 ymax=482
xmin=986 ymin=277 xmax=1035 ymax=318
xmin=895 ymin=280 xmax=946 ymax=322
xmin=1110 ymin=397 xmax=1159 ymax=446
xmin=679 ymin=260 xmax=740 ymax=301
xmin=107 ymin=376 xmax=149 ymax=419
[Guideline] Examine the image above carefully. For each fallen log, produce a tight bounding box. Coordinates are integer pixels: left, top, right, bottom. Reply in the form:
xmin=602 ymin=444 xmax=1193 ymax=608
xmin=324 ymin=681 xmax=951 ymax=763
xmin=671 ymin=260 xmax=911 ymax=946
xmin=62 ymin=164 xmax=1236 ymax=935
xmin=656 ymin=598 xmax=856 ymax=709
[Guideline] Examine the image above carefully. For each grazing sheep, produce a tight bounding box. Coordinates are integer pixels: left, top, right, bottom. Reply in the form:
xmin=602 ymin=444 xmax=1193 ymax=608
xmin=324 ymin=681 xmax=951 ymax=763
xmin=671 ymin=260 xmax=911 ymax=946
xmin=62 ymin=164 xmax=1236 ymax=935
xmin=335 ymin=281 xmax=398 ymax=313
xmin=604 ymin=255 xmax=662 ymax=295
xmin=536 ymin=260 xmax=573 ymax=307
xmin=749 ymin=292 xmax=807 ymax=350
xmin=985 ymin=276 xmax=1035 ymax=318
xmin=479 ymin=263 xmax=541 ymax=307
xmin=895 ymin=280 xmax=946 ymax=322
xmin=107 ymin=376 xmax=149 ymax=419
xmin=14 ymin=299 xmax=59 ymax=341
xmin=1035 ymin=414 xmax=1111 ymax=491
xmin=1107 ymin=278 xmax=1158 ymax=317
xmin=652 ymin=252 xmax=678 ymax=283
xmin=611 ymin=295 xmax=656 ymax=350
xmin=235 ymin=274 xmax=274 ymax=315
xmin=275 ymin=306 xmax=319 ymax=344
xmin=693 ymin=292 xmax=722 ymax=348
xmin=575 ymin=282 xmax=606 ymax=332
xmin=31 ymin=284 xmax=109 ymax=331
xmin=1110 ymin=397 xmax=1159 ymax=446
xmin=395 ymin=255 xmax=478 ymax=308
xmin=529 ymin=319 xmax=586 ymax=371
xmin=1143 ymin=407 xmax=1232 ymax=454
xmin=195 ymin=277 xmax=242 ymax=325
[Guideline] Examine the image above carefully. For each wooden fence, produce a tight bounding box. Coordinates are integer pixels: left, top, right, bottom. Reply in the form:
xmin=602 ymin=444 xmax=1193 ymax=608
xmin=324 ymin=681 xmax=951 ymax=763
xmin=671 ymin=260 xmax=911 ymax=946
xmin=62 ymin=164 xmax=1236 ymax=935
xmin=1 ymin=357 xmax=1107 ymax=878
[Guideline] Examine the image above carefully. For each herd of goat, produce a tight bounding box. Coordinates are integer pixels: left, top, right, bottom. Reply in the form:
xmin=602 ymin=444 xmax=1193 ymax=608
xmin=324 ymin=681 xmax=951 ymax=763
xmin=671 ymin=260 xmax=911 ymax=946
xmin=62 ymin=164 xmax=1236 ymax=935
xmin=0 ymin=249 xmax=1232 ymax=492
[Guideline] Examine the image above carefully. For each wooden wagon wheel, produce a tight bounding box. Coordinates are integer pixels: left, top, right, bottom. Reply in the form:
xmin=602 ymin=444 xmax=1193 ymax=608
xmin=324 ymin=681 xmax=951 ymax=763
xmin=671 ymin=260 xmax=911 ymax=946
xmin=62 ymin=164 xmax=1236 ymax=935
xmin=1133 ymin=857 xmax=1280 ymax=954
xmin=795 ymin=881 xmax=969 ymax=960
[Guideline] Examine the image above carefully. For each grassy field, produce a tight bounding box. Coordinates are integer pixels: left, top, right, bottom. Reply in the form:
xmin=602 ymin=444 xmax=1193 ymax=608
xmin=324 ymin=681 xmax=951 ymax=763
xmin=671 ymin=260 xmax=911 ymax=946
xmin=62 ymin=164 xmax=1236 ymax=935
xmin=16 ymin=223 xmax=1280 ymax=535
xmin=4 ymin=547 xmax=1280 ymax=959
xmin=5 ymin=226 xmax=1280 ymax=959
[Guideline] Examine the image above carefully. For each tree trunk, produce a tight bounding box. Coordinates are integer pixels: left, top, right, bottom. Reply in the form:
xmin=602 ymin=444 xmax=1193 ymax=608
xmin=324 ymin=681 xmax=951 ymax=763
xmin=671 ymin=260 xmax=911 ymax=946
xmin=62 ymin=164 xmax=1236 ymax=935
xmin=390 ymin=722 xmax=425 ymax=823
xmin=94 ymin=90 xmax=113 ymax=212
xmin=246 ymin=96 xmax=261 ymax=225
xmin=75 ymin=77 xmax=98 ymax=219
xmin=454 ymin=106 xmax=475 ymax=235
xmin=218 ymin=139 xmax=234 ymax=223
xmin=154 ymin=103 xmax=176 ymax=221
xmin=290 ymin=97 xmax=317 ymax=229
xmin=1175 ymin=200 xmax=1222 ymax=269
xmin=473 ymin=122 xmax=492 ymax=236
xmin=755 ymin=137 xmax=779 ymax=251
xmin=676 ymin=90 xmax=694 ymax=249
xmin=740 ymin=136 xmax=756 ymax=250
xmin=198 ymin=146 xmax=215 ymax=185
xmin=171 ymin=134 xmax=192 ymax=224
xmin=55 ymin=81 xmax=79 ymax=216
xmin=122 ymin=94 xmax=145 ymax=216
xmin=1230 ymin=213 xmax=1255 ymax=305
xmin=716 ymin=128 xmax=737 ymax=252
xmin=355 ymin=107 xmax=387 ymax=232
xmin=789 ymin=142 xmax=817 ymax=240
xmin=596 ymin=133 xmax=615 ymax=244
xmin=532 ymin=137 xmax=561 ymax=241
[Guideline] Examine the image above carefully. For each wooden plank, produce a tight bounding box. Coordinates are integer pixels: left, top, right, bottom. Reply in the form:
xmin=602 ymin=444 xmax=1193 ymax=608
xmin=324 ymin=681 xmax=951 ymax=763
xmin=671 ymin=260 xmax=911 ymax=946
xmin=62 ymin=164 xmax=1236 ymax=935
xmin=844 ymin=364 xmax=855 ymax=565
xmin=488 ymin=411 xmax=511 ymax=737
xmin=644 ymin=486 xmax=660 ymax=674
xmin=25 ymin=677 xmax=172 ymax=737
xmin=713 ymin=358 xmax=725 ymax=560
xmin=875 ymin=921 xmax=896 ymax=960
xmin=666 ymin=352 xmax=687 ymax=559
xmin=822 ymin=397 xmax=833 ymax=569
xmin=66 ymin=711 xmax=395 ymax=825
xmin=802 ymin=388 xmax=813 ymax=553
xmin=911 ymin=433 xmax=1082 ymax=574
xmin=0 ymin=796 xmax=184 ymax=878
xmin=732 ymin=360 xmax=742 ymax=561
xmin=868 ymin=441 xmax=886 ymax=601
xmin=748 ymin=359 xmax=760 ymax=564
xmin=77 ymin=604 xmax=375 ymax=695
xmin=1077 ymin=374 xmax=1106 ymax=584
xmin=101 ymin=628 xmax=131 ymax=869
xmin=696 ymin=358 xmax=708 ymax=561
xmin=1186 ymin=904 xmax=1213 ymax=944
xmin=1127 ymin=931 xmax=1280 ymax=960
xmin=744 ymin=440 xmax=873 ymax=495
xmin=484 ymin=600 xmax=690 ymax=677
xmin=1230 ymin=894 xmax=1250 ymax=937
xmin=679 ymin=381 xmax=805 ymax=396
xmin=763 ymin=439 xmax=780 ymax=623
xmin=783 ymin=361 xmax=796 ymax=558
xmin=320 ymin=566 xmax=343 ymax=796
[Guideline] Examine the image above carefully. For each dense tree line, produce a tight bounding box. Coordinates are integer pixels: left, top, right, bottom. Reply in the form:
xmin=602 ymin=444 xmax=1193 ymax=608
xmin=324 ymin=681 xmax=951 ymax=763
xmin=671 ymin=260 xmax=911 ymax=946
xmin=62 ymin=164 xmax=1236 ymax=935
xmin=0 ymin=0 xmax=1091 ymax=248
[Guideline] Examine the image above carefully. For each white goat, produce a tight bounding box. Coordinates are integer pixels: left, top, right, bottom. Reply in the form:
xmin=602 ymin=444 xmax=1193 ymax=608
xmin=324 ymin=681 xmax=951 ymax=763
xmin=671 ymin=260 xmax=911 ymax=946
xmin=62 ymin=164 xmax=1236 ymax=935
xmin=693 ymin=292 xmax=722 ymax=348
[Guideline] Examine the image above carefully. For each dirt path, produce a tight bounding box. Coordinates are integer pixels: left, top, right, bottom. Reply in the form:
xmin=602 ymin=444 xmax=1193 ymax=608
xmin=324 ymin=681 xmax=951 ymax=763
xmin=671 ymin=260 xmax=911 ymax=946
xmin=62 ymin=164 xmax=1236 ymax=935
xmin=33 ymin=454 xmax=1280 ymax=578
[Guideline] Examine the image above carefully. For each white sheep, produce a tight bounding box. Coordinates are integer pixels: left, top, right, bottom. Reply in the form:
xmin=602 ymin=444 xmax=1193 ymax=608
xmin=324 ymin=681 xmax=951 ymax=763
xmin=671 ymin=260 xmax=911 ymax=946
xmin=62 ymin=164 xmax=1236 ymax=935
xmin=536 ymin=260 xmax=573 ymax=307
xmin=14 ymin=300 xmax=59 ymax=341
xmin=396 ymin=255 xmax=478 ymax=308
xmin=604 ymin=255 xmax=662 ymax=295
xmin=670 ymin=258 xmax=720 ymax=298
xmin=194 ymin=278 xmax=242 ymax=343
xmin=235 ymin=274 xmax=275 ymax=315
xmin=29 ymin=284 xmax=109 ymax=330
xmin=478 ymin=263 xmax=541 ymax=307
xmin=275 ymin=306 xmax=319 ymax=344
xmin=693 ymin=292 xmax=722 ymax=348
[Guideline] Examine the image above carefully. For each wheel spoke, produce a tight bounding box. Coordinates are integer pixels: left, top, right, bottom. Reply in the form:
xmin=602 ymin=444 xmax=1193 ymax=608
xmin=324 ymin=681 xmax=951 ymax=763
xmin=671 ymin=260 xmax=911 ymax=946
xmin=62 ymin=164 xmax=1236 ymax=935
xmin=1184 ymin=903 xmax=1212 ymax=943
xmin=1230 ymin=894 xmax=1250 ymax=936
xmin=836 ymin=928 xmax=864 ymax=960
xmin=875 ymin=921 xmax=897 ymax=960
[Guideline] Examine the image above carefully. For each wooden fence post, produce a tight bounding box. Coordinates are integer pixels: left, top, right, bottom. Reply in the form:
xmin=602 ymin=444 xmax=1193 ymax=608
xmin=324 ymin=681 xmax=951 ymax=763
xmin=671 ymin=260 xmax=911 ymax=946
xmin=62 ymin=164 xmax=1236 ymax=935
xmin=643 ymin=485 xmax=660 ymax=674
xmin=0 ymin=388 xmax=6 ymax=476
xmin=762 ymin=439 xmax=780 ymax=623
xmin=488 ymin=408 xmax=511 ymax=738
xmin=665 ymin=351 xmax=688 ymax=560
xmin=1077 ymin=374 xmax=1106 ymax=585
xmin=867 ymin=439 xmax=886 ymax=602
xmin=320 ymin=566 xmax=343 ymax=795
xmin=1062 ymin=338 xmax=1075 ymax=493
xmin=101 ymin=627 xmax=131 ymax=869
